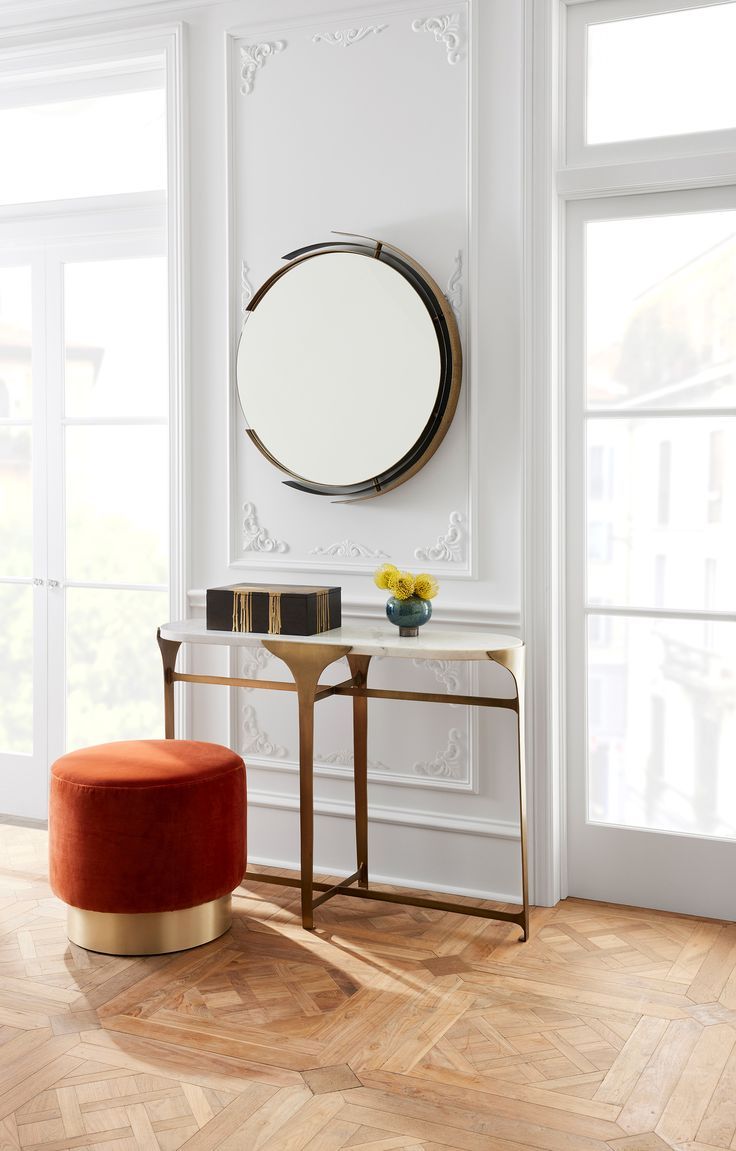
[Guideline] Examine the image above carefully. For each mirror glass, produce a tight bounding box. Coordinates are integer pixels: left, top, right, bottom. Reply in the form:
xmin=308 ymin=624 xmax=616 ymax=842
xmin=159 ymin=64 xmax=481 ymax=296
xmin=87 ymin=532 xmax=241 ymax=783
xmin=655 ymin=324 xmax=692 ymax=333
xmin=236 ymin=240 xmax=461 ymax=500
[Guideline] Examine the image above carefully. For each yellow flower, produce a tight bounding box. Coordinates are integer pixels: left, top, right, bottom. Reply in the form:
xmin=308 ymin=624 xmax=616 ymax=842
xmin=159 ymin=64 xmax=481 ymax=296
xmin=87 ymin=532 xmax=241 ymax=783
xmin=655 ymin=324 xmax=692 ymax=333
xmin=390 ymin=571 xmax=416 ymax=600
xmin=374 ymin=563 xmax=398 ymax=590
xmin=414 ymin=573 xmax=439 ymax=601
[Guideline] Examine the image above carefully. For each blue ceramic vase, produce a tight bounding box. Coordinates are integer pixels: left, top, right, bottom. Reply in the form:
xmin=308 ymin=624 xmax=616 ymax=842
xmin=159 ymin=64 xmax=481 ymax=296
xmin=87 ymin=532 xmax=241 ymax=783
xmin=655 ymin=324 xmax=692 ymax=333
xmin=385 ymin=595 xmax=432 ymax=637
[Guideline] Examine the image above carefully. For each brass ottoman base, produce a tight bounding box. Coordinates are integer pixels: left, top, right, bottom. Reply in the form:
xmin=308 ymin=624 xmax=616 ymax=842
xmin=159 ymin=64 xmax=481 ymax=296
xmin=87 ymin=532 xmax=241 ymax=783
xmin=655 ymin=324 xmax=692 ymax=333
xmin=66 ymin=894 xmax=232 ymax=956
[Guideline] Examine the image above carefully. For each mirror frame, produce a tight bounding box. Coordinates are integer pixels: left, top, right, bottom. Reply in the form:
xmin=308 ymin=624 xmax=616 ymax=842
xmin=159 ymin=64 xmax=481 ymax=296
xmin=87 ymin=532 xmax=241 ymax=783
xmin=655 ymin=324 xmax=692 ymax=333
xmin=237 ymin=234 xmax=462 ymax=502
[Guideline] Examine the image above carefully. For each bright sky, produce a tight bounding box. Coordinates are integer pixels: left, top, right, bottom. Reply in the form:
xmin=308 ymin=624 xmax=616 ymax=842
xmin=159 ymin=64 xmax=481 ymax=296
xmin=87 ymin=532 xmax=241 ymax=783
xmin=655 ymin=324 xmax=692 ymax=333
xmin=0 ymin=88 xmax=165 ymax=205
xmin=586 ymin=210 xmax=736 ymax=353
xmin=588 ymin=3 xmax=736 ymax=144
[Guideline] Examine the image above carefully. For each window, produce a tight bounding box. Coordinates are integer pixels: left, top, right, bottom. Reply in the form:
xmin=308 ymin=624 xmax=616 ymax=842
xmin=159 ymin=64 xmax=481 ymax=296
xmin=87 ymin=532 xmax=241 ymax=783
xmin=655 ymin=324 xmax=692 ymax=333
xmin=0 ymin=36 xmax=183 ymax=819
xmin=566 ymin=0 xmax=736 ymax=166
xmin=586 ymin=5 xmax=736 ymax=145
xmin=708 ymin=429 xmax=724 ymax=522
xmin=564 ymin=2 xmax=736 ymax=859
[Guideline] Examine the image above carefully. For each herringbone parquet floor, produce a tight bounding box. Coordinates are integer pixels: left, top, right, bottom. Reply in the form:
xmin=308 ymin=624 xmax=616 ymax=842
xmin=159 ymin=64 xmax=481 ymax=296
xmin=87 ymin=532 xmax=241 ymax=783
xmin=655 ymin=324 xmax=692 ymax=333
xmin=1 ymin=823 xmax=735 ymax=1151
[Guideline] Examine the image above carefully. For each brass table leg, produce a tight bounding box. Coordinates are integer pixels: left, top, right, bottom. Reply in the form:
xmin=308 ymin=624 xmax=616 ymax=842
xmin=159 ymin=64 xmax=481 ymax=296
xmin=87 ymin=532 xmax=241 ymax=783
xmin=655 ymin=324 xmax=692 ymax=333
xmin=264 ymin=641 xmax=351 ymax=929
xmin=489 ymin=645 xmax=529 ymax=941
xmin=348 ymin=654 xmax=372 ymax=887
xmin=157 ymin=629 xmax=182 ymax=740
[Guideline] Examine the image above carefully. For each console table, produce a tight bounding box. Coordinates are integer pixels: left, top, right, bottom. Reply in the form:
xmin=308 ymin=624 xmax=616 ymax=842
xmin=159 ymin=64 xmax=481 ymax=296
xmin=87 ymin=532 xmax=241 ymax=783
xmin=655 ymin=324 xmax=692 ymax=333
xmin=157 ymin=620 xmax=529 ymax=940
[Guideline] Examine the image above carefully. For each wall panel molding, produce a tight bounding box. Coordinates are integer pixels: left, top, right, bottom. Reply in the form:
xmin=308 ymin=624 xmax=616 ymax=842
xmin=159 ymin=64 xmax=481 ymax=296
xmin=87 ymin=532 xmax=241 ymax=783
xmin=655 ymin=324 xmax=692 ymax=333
xmin=247 ymin=787 xmax=520 ymax=840
xmin=309 ymin=538 xmax=389 ymax=560
xmin=239 ymin=39 xmax=286 ymax=95
xmin=411 ymin=12 xmax=466 ymax=65
xmin=311 ymin=25 xmax=387 ymax=47
xmin=241 ymin=501 xmax=289 ymax=554
xmin=225 ymin=1 xmax=475 ymax=581
xmin=415 ymin=510 xmax=467 ymax=563
xmin=186 ymin=586 xmax=520 ymax=630
xmin=446 ymin=248 xmax=463 ymax=317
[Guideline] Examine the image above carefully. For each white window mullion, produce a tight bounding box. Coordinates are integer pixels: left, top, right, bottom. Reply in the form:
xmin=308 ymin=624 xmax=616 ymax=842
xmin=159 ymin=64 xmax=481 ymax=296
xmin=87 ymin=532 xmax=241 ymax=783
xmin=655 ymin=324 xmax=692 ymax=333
xmin=32 ymin=249 xmax=49 ymax=800
xmin=44 ymin=249 xmax=66 ymax=769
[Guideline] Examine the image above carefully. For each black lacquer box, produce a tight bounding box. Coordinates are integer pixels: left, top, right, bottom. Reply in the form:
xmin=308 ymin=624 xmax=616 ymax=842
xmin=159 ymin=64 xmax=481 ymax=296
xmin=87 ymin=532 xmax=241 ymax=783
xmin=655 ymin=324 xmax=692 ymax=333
xmin=206 ymin=583 xmax=341 ymax=636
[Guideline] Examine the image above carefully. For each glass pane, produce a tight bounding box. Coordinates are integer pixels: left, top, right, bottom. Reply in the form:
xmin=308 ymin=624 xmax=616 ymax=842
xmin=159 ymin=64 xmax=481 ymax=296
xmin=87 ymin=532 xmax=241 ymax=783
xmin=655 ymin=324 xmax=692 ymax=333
xmin=0 ymin=265 xmax=32 ymax=418
xmin=0 ymin=584 xmax=33 ymax=754
xmin=587 ymin=6 xmax=736 ymax=145
xmin=65 ymin=425 xmax=168 ymax=584
xmin=587 ymin=211 xmax=736 ymax=410
xmin=0 ymin=88 xmax=165 ymax=206
xmin=66 ymin=587 xmax=167 ymax=750
xmin=65 ymin=258 xmax=168 ymax=418
xmin=587 ymin=417 xmax=736 ymax=612
xmin=587 ymin=615 xmax=736 ymax=840
xmin=0 ymin=428 xmax=32 ymax=578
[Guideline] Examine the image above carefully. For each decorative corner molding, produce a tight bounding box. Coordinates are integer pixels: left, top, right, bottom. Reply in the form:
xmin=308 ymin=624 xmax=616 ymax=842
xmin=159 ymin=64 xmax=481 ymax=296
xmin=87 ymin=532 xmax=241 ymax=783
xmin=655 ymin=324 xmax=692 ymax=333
xmin=238 ymin=647 xmax=272 ymax=680
xmin=315 ymin=748 xmax=390 ymax=772
xmin=312 ymin=25 xmax=386 ymax=47
xmin=411 ymin=14 xmax=465 ymax=65
xmin=414 ymin=511 xmax=466 ymax=563
xmin=240 ymin=259 xmax=254 ymax=326
xmin=446 ymin=250 xmax=463 ymax=318
xmin=242 ymin=502 xmax=289 ymax=554
xmin=241 ymin=704 xmax=287 ymax=758
xmin=240 ymin=40 xmax=286 ymax=95
xmin=309 ymin=538 xmax=389 ymax=560
xmin=414 ymin=727 xmax=466 ymax=779
xmin=413 ymin=658 xmax=461 ymax=694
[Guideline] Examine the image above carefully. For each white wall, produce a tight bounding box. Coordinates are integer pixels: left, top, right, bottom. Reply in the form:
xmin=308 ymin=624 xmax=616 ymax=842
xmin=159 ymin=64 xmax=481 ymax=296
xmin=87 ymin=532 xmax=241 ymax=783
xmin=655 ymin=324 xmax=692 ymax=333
xmin=2 ymin=0 xmax=525 ymax=901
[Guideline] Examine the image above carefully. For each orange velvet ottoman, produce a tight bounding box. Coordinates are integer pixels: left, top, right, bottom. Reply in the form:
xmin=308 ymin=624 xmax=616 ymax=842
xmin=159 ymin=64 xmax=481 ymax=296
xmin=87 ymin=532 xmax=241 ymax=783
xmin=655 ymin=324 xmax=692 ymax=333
xmin=49 ymin=740 xmax=246 ymax=956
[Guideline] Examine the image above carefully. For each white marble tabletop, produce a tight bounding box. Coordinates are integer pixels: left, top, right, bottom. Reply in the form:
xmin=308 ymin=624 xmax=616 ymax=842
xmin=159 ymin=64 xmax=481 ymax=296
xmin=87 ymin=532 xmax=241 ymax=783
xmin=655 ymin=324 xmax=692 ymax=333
xmin=159 ymin=619 xmax=522 ymax=661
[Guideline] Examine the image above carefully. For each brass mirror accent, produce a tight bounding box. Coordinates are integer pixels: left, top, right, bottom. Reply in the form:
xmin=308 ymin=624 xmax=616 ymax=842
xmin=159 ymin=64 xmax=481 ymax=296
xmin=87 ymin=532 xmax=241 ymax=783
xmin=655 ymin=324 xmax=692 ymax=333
xmin=236 ymin=234 xmax=462 ymax=502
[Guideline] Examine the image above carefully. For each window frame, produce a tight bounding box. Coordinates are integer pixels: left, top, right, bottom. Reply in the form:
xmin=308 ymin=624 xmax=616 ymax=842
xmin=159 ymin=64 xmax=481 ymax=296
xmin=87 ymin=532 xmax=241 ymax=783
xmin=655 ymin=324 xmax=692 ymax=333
xmin=565 ymin=0 xmax=736 ymax=169
xmin=0 ymin=27 xmax=187 ymax=817
xmin=523 ymin=0 xmax=736 ymax=907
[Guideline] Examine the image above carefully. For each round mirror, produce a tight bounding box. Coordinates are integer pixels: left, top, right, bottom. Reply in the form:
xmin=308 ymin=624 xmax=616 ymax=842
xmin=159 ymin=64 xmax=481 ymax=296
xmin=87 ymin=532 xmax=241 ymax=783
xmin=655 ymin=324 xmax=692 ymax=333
xmin=236 ymin=237 xmax=461 ymax=501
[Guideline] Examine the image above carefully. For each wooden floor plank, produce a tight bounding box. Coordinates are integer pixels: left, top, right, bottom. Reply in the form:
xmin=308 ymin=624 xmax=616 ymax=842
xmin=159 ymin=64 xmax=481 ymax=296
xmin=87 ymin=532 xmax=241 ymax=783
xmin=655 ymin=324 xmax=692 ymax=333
xmin=594 ymin=1018 xmax=669 ymax=1104
xmin=655 ymin=1023 xmax=736 ymax=1145
xmin=0 ymin=825 xmax=734 ymax=1151
xmin=617 ymin=1018 xmax=702 ymax=1135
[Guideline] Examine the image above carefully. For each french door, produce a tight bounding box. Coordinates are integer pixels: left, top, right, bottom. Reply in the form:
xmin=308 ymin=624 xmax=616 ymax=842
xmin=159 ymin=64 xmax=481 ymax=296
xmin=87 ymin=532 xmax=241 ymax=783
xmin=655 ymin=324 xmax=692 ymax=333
xmin=566 ymin=186 xmax=736 ymax=921
xmin=0 ymin=235 xmax=169 ymax=820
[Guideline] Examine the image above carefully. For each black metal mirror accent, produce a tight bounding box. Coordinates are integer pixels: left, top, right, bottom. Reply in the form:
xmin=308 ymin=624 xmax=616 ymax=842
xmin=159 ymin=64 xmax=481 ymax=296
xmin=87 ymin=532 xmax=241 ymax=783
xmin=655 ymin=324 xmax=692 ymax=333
xmin=236 ymin=234 xmax=462 ymax=502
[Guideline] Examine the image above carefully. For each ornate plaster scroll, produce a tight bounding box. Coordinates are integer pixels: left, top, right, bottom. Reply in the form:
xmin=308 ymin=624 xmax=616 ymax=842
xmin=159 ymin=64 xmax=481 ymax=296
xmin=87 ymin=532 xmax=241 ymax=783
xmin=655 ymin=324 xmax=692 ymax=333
xmin=242 ymin=502 xmax=289 ymax=554
xmin=312 ymin=25 xmax=386 ymax=47
xmin=411 ymin=14 xmax=465 ymax=65
xmin=240 ymin=40 xmax=286 ymax=95
xmin=446 ymin=250 xmax=463 ymax=318
xmin=414 ymin=511 xmax=466 ymax=563
xmin=241 ymin=704 xmax=287 ymax=758
xmin=413 ymin=727 xmax=466 ymax=779
xmin=309 ymin=539 xmax=389 ymax=560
